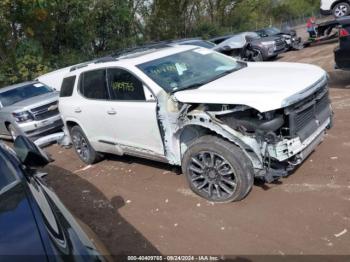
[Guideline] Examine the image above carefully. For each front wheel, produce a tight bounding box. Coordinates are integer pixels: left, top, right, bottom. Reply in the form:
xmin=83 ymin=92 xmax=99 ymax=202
xmin=70 ymin=125 xmax=103 ymax=164
xmin=182 ymin=135 xmax=254 ymax=203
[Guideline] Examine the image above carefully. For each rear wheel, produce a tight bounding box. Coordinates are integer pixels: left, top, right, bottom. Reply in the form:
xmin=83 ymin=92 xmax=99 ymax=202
xmin=182 ymin=135 xmax=254 ymax=203
xmin=70 ymin=125 xmax=103 ymax=164
xmin=333 ymin=3 xmax=350 ymax=17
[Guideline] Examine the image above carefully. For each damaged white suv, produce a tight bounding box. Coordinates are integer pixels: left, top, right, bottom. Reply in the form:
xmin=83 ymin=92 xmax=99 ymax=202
xmin=59 ymin=45 xmax=332 ymax=203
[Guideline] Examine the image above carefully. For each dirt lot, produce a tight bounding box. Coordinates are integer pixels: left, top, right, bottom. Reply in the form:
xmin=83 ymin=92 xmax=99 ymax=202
xmin=43 ymin=39 xmax=350 ymax=258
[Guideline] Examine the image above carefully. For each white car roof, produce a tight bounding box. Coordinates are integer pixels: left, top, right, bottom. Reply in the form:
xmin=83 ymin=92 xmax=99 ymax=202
xmin=65 ymin=45 xmax=198 ymax=76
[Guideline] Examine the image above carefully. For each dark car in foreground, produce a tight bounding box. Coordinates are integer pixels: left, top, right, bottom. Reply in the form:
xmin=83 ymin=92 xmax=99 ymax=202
xmin=0 ymin=136 xmax=106 ymax=261
xmin=335 ymin=16 xmax=350 ymax=70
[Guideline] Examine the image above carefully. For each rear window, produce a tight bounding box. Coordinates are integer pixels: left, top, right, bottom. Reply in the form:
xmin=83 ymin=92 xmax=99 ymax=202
xmin=79 ymin=69 xmax=109 ymax=100
xmin=60 ymin=76 xmax=76 ymax=97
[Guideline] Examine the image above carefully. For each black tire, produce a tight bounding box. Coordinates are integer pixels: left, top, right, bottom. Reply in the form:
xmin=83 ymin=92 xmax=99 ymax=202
xmin=269 ymin=54 xmax=278 ymax=60
xmin=333 ymin=2 xmax=350 ymax=17
xmin=182 ymin=135 xmax=254 ymax=203
xmin=70 ymin=125 xmax=103 ymax=164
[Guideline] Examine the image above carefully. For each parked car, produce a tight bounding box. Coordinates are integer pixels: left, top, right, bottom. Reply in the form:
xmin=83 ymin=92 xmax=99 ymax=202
xmin=214 ymin=32 xmax=286 ymax=61
xmin=321 ymin=0 xmax=350 ymax=17
xmin=0 ymin=135 xmax=106 ymax=260
xmin=58 ymin=45 xmax=332 ymax=203
xmin=0 ymin=81 xmax=63 ymax=140
xmin=213 ymin=33 xmax=264 ymax=61
xmin=255 ymin=27 xmax=303 ymax=50
xmin=335 ymin=16 xmax=350 ymax=69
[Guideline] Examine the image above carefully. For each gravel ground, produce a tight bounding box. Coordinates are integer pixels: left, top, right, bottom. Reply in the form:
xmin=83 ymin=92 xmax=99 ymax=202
xmin=43 ymin=38 xmax=350 ymax=259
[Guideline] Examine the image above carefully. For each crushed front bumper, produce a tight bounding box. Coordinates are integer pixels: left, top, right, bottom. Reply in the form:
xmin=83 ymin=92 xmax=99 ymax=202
xmin=257 ymin=117 xmax=331 ymax=182
xmin=268 ymin=117 xmax=331 ymax=162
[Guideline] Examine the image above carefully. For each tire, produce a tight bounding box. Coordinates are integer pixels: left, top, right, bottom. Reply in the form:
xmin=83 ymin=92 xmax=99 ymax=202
xmin=70 ymin=125 xmax=103 ymax=164
xmin=269 ymin=54 xmax=278 ymax=60
xmin=7 ymin=124 xmax=18 ymax=141
xmin=182 ymin=135 xmax=254 ymax=203
xmin=333 ymin=2 xmax=350 ymax=17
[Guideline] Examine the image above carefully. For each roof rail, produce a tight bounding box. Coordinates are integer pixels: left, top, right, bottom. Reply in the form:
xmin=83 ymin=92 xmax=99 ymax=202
xmin=70 ymin=62 xmax=91 ymax=72
xmin=94 ymin=56 xmax=118 ymax=63
xmin=111 ymin=42 xmax=172 ymax=58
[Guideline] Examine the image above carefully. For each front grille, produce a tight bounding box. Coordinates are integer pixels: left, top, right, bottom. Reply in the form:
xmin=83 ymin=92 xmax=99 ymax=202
xmin=286 ymin=84 xmax=331 ymax=141
xmin=30 ymin=101 xmax=59 ymax=121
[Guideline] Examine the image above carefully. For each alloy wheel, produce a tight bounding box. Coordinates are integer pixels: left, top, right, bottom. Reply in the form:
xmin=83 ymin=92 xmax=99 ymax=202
xmin=72 ymin=133 xmax=90 ymax=162
xmin=188 ymin=151 xmax=237 ymax=201
xmin=335 ymin=4 xmax=348 ymax=17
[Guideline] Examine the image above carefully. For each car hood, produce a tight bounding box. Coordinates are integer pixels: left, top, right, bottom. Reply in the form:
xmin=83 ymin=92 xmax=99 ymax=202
xmin=173 ymin=62 xmax=327 ymax=112
xmin=252 ymin=36 xmax=279 ymax=44
xmin=3 ymin=92 xmax=59 ymax=112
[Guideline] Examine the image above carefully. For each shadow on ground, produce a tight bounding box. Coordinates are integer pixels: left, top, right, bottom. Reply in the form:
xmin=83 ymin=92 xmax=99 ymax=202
xmin=42 ymin=165 xmax=160 ymax=259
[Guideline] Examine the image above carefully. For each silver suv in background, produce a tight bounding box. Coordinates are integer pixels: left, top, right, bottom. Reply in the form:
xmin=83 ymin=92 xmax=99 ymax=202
xmin=0 ymin=81 xmax=63 ymax=140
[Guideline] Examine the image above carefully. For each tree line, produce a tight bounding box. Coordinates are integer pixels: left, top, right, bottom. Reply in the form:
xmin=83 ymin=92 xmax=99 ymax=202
xmin=0 ymin=0 xmax=319 ymax=87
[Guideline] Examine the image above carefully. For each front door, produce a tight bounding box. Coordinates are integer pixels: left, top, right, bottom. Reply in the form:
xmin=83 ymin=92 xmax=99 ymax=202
xmin=104 ymin=67 xmax=165 ymax=156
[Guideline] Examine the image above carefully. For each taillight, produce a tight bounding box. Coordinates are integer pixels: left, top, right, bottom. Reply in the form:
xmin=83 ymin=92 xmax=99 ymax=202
xmin=339 ymin=28 xmax=349 ymax=37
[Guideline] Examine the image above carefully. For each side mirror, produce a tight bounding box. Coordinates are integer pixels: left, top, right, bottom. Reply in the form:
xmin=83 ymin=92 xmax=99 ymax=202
xmin=14 ymin=136 xmax=51 ymax=168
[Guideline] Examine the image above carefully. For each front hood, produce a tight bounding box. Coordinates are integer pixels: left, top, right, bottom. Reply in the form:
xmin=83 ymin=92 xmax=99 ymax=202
xmin=253 ymin=36 xmax=279 ymax=43
xmin=174 ymin=62 xmax=327 ymax=112
xmin=5 ymin=92 xmax=59 ymax=112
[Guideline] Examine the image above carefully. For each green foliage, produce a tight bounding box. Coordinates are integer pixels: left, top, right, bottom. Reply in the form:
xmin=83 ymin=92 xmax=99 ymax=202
xmin=0 ymin=0 xmax=320 ymax=87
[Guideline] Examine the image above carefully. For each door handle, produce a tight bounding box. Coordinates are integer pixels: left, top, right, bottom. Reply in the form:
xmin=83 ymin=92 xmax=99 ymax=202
xmin=74 ymin=108 xmax=82 ymax=113
xmin=107 ymin=109 xmax=117 ymax=115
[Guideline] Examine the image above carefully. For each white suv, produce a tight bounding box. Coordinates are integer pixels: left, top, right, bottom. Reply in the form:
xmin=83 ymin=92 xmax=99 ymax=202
xmin=59 ymin=45 xmax=332 ymax=203
xmin=321 ymin=0 xmax=350 ymax=17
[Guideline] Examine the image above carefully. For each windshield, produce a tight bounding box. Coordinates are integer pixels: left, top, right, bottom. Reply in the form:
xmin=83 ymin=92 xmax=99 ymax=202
xmin=0 ymin=83 xmax=53 ymax=107
xmin=138 ymin=49 xmax=245 ymax=93
xmin=265 ymin=27 xmax=281 ymax=35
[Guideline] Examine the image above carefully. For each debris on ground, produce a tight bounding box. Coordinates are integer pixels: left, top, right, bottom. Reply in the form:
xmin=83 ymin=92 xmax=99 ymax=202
xmin=334 ymin=229 xmax=347 ymax=238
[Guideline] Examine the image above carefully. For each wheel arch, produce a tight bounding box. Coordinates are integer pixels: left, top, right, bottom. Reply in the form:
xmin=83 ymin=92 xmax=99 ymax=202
xmin=176 ymin=123 xmax=262 ymax=169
